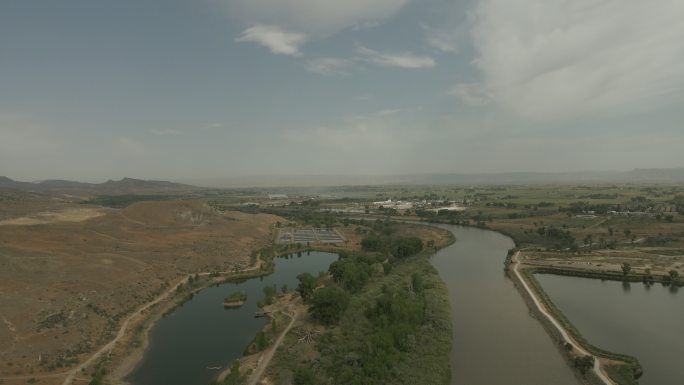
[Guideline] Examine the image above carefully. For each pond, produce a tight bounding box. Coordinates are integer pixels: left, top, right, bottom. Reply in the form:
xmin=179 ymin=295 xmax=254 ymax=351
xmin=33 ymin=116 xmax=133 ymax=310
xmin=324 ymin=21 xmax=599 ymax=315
xmin=127 ymin=251 xmax=338 ymax=385
xmin=536 ymin=274 xmax=684 ymax=385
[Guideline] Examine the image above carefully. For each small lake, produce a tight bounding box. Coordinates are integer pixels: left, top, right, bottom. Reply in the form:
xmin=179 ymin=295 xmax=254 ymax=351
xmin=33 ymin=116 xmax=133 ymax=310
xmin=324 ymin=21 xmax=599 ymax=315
xmin=430 ymin=225 xmax=580 ymax=385
xmin=536 ymin=274 xmax=684 ymax=385
xmin=127 ymin=251 xmax=338 ymax=385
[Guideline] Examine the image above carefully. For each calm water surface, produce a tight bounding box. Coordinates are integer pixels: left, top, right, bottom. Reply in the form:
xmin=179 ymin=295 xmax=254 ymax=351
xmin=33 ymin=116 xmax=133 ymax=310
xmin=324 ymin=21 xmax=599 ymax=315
xmin=536 ymin=274 xmax=684 ymax=385
xmin=130 ymin=226 xmax=584 ymax=385
xmin=128 ymin=251 xmax=338 ymax=385
xmin=430 ymin=225 xmax=579 ymax=385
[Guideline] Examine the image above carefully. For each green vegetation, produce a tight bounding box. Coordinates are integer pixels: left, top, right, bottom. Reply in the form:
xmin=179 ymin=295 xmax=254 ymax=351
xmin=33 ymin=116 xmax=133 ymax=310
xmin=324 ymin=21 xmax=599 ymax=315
xmin=309 ymin=286 xmax=350 ymax=325
xmin=328 ymin=254 xmax=378 ymax=292
xmin=315 ymin=256 xmax=451 ymax=385
xmin=292 ymin=367 xmax=317 ymax=385
xmin=605 ymin=364 xmax=641 ymax=385
xmin=223 ymin=291 xmax=247 ymax=307
xmin=257 ymin=285 xmax=278 ymax=307
xmin=359 ymin=219 xmax=424 ymax=258
xmin=573 ymin=355 xmax=594 ymax=375
xmin=269 ymin=223 xmax=451 ymax=385
xmin=296 ymin=273 xmax=317 ymax=301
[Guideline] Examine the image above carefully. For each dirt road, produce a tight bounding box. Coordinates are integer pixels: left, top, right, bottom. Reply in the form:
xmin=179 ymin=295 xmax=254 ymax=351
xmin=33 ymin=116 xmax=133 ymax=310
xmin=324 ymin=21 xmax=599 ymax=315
xmin=246 ymin=310 xmax=298 ymax=385
xmin=512 ymin=251 xmax=615 ymax=385
xmin=58 ymin=261 xmax=264 ymax=385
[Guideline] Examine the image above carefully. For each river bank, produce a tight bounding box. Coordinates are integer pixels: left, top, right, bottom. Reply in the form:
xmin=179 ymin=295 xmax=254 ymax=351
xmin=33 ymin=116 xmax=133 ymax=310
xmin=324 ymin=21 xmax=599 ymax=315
xmin=509 ymin=252 xmax=624 ymax=385
xmin=105 ymin=260 xmax=275 ymax=385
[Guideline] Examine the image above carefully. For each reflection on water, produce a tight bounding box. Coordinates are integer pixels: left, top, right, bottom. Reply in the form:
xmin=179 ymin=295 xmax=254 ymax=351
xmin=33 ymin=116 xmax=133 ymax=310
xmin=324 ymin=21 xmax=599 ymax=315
xmin=430 ymin=225 xmax=579 ymax=385
xmin=537 ymin=274 xmax=684 ymax=385
xmin=128 ymin=251 xmax=338 ymax=385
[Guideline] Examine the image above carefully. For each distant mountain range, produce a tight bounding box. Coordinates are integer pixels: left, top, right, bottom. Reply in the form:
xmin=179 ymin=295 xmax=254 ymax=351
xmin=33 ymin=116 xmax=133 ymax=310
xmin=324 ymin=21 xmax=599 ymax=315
xmin=185 ymin=168 xmax=684 ymax=187
xmin=0 ymin=177 xmax=201 ymax=195
xmin=2 ymin=169 xmax=684 ymax=193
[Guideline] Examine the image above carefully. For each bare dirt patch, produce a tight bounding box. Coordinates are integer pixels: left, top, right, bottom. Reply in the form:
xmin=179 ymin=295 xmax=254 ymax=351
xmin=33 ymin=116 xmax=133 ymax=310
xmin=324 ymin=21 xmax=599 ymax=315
xmin=0 ymin=207 xmax=107 ymax=226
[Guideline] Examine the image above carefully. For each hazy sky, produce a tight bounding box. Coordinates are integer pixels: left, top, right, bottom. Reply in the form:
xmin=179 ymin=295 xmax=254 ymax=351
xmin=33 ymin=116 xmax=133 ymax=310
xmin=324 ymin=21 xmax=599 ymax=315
xmin=1 ymin=0 xmax=683 ymax=182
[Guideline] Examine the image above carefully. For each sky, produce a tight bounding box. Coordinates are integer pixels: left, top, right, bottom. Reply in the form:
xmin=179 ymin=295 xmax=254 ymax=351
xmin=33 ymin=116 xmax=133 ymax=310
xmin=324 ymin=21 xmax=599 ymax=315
xmin=1 ymin=0 xmax=683 ymax=183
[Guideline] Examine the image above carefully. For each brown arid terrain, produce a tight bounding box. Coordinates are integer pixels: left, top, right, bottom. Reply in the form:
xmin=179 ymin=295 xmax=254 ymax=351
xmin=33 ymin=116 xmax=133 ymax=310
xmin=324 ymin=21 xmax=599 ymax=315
xmin=0 ymin=195 xmax=279 ymax=384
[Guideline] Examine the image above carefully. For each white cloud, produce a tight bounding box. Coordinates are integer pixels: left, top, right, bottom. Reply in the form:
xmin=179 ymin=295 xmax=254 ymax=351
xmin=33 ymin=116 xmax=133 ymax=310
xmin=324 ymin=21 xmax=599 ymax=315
xmin=305 ymin=57 xmax=356 ymax=76
xmin=356 ymin=46 xmax=436 ymax=69
xmin=421 ymin=24 xmax=460 ymax=53
xmin=449 ymin=83 xmax=490 ymax=106
xmin=469 ymin=0 xmax=684 ymax=119
xmin=225 ymin=0 xmax=408 ymax=38
xmin=149 ymin=128 xmax=181 ymax=136
xmin=235 ymin=24 xmax=307 ymax=56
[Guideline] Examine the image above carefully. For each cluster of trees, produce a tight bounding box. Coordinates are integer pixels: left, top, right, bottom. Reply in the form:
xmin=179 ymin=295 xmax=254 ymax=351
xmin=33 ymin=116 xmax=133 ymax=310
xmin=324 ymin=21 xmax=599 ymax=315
xmin=361 ymin=233 xmax=423 ymax=259
xmin=309 ymin=286 xmax=350 ymax=325
xmin=534 ymin=226 xmax=576 ymax=250
xmin=318 ymin=269 xmax=441 ymax=385
xmin=299 ymin=254 xmax=379 ymax=325
xmin=329 ymin=254 xmax=378 ymax=293
xmin=670 ymin=194 xmax=684 ymax=214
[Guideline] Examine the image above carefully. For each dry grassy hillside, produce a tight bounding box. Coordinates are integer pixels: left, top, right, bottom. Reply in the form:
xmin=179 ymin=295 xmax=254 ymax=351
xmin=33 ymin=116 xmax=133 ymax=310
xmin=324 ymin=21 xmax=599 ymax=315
xmin=0 ymin=199 xmax=279 ymax=378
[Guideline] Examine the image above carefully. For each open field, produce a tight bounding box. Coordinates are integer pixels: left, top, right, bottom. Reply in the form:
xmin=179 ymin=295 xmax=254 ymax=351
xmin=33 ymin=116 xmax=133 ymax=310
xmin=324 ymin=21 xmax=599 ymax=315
xmin=0 ymin=195 xmax=279 ymax=382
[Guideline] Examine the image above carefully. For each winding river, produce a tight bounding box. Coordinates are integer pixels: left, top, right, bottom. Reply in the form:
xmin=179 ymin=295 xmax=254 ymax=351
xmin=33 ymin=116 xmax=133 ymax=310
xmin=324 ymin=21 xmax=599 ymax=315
xmin=128 ymin=225 xmax=582 ymax=385
xmin=430 ymin=225 xmax=580 ymax=385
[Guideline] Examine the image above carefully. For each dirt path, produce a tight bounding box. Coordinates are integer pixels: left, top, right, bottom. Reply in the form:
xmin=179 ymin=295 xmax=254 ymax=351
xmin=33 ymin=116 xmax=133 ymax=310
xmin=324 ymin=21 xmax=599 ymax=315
xmin=512 ymin=251 xmax=615 ymax=385
xmin=53 ymin=261 xmax=264 ymax=385
xmin=246 ymin=310 xmax=298 ymax=385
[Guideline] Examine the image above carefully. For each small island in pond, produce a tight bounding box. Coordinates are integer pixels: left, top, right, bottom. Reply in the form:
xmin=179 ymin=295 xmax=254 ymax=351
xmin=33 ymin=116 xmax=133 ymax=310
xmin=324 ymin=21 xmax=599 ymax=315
xmin=223 ymin=291 xmax=248 ymax=308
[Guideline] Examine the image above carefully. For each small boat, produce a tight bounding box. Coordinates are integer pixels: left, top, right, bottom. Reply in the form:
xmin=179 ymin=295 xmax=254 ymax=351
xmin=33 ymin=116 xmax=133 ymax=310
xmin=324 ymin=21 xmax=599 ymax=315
xmin=206 ymin=366 xmax=221 ymax=371
xmin=254 ymin=311 xmax=271 ymax=318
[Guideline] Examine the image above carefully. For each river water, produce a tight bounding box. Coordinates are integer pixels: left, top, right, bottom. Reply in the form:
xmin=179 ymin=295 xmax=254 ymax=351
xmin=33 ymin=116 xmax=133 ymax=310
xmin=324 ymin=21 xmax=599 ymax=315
xmin=429 ymin=225 xmax=580 ymax=385
xmin=129 ymin=225 xmax=582 ymax=385
xmin=536 ymin=274 xmax=684 ymax=385
xmin=127 ymin=251 xmax=338 ymax=385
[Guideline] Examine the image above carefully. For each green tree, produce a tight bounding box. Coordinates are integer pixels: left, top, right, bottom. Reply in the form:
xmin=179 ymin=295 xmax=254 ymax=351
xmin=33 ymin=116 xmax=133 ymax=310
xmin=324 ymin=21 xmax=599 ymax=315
xmin=223 ymin=360 xmax=241 ymax=385
xmin=393 ymin=237 xmax=423 ymax=258
xmin=669 ymin=270 xmax=679 ymax=281
xmin=296 ymin=272 xmax=317 ymax=301
xmin=310 ymin=286 xmax=350 ymax=325
xmin=361 ymin=236 xmax=381 ymax=252
xmin=293 ymin=367 xmax=316 ymax=385
xmin=621 ymin=262 xmax=632 ymax=276
xmin=573 ymin=355 xmax=595 ymax=375
xmin=255 ymin=331 xmax=268 ymax=351
xmin=329 ymin=257 xmax=373 ymax=293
